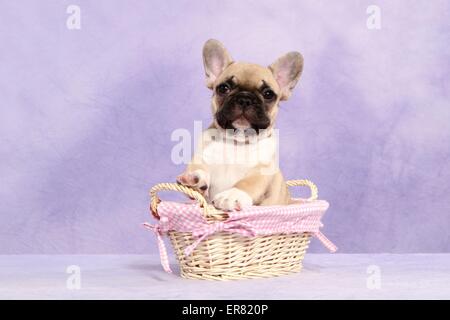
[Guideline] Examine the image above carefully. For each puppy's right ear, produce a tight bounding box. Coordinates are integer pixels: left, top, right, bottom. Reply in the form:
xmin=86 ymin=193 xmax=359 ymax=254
xmin=203 ymin=39 xmax=233 ymax=89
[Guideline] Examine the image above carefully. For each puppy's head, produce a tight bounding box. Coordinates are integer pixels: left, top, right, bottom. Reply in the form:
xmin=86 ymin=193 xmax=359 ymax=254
xmin=203 ymin=39 xmax=303 ymax=135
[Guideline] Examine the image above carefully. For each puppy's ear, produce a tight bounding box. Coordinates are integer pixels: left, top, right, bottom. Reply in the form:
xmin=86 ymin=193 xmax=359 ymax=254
xmin=269 ymin=52 xmax=303 ymax=100
xmin=203 ymin=39 xmax=233 ymax=89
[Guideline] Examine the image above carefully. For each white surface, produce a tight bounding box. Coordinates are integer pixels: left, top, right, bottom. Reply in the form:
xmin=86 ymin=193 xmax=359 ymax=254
xmin=0 ymin=254 xmax=449 ymax=299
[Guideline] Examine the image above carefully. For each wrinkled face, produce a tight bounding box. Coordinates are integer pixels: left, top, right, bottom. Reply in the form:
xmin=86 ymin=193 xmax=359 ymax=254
xmin=212 ymin=63 xmax=280 ymax=133
xmin=203 ymin=39 xmax=303 ymax=136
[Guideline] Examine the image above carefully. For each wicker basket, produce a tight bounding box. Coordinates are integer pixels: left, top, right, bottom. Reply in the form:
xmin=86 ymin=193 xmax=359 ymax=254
xmin=149 ymin=179 xmax=320 ymax=280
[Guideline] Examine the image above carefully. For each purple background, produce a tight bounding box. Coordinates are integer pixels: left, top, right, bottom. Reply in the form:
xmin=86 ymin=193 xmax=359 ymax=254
xmin=1 ymin=1 xmax=449 ymax=254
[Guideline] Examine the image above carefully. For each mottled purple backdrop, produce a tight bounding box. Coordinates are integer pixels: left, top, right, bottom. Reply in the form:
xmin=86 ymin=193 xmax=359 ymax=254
xmin=1 ymin=1 xmax=449 ymax=254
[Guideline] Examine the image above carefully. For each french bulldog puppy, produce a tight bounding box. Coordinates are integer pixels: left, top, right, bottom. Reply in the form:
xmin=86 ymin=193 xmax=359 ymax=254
xmin=177 ymin=39 xmax=303 ymax=211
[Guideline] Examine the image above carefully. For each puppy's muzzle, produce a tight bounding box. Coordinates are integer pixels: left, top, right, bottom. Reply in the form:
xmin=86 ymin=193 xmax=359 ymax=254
xmin=234 ymin=92 xmax=259 ymax=110
xmin=216 ymin=91 xmax=271 ymax=132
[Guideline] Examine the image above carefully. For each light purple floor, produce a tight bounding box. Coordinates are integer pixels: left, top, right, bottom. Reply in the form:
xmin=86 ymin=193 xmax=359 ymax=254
xmin=0 ymin=254 xmax=449 ymax=299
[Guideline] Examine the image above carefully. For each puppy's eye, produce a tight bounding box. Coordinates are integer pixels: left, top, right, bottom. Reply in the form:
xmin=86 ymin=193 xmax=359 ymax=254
xmin=262 ymin=88 xmax=275 ymax=100
xmin=216 ymin=83 xmax=231 ymax=95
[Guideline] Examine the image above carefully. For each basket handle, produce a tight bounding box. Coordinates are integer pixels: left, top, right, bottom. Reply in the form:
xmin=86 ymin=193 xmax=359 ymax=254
xmin=150 ymin=179 xmax=319 ymax=219
xmin=149 ymin=183 xmax=220 ymax=219
xmin=286 ymin=179 xmax=318 ymax=201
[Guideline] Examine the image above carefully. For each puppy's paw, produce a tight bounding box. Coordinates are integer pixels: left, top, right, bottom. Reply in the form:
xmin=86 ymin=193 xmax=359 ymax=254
xmin=176 ymin=169 xmax=210 ymax=196
xmin=212 ymin=188 xmax=253 ymax=211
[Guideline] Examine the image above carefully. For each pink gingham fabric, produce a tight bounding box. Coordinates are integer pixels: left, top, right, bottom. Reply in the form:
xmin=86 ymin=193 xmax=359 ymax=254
xmin=144 ymin=199 xmax=337 ymax=273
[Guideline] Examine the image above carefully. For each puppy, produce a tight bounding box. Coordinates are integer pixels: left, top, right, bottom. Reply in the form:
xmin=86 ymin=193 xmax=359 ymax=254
xmin=177 ymin=39 xmax=303 ymax=211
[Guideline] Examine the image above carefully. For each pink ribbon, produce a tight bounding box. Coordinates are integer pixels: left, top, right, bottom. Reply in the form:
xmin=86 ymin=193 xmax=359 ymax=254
xmin=142 ymin=222 xmax=173 ymax=273
xmin=143 ymin=220 xmax=337 ymax=274
xmin=184 ymin=220 xmax=257 ymax=256
xmin=314 ymin=231 xmax=338 ymax=253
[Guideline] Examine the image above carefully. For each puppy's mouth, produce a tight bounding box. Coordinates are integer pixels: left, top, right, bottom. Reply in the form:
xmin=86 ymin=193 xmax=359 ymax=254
xmin=215 ymin=92 xmax=271 ymax=133
xmin=232 ymin=116 xmax=252 ymax=131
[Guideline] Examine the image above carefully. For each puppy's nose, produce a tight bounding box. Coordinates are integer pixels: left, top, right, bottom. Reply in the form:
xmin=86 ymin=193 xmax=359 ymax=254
xmin=235 ymin=93 xmax=257 ymax=108
xmin=237 ymin=96 xmax=252 ymax=107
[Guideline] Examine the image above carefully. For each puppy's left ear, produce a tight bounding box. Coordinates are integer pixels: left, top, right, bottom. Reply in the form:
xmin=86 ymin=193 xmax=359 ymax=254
xmin=203 ymin=39 xmax=233 ymax=89
xmin=269 ymin=52 xmax=303 ymax=100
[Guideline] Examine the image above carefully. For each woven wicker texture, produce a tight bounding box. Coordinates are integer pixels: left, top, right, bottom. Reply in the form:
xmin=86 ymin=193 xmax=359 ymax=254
xmin=150 ymin=179 xmax=318 ymax=280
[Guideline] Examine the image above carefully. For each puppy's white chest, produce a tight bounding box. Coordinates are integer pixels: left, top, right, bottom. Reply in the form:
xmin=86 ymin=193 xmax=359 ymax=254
xmin=200 ymin=136 xmax=276 ymax=198
xmin=201 ymin=136 xmax=276 ymax=166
